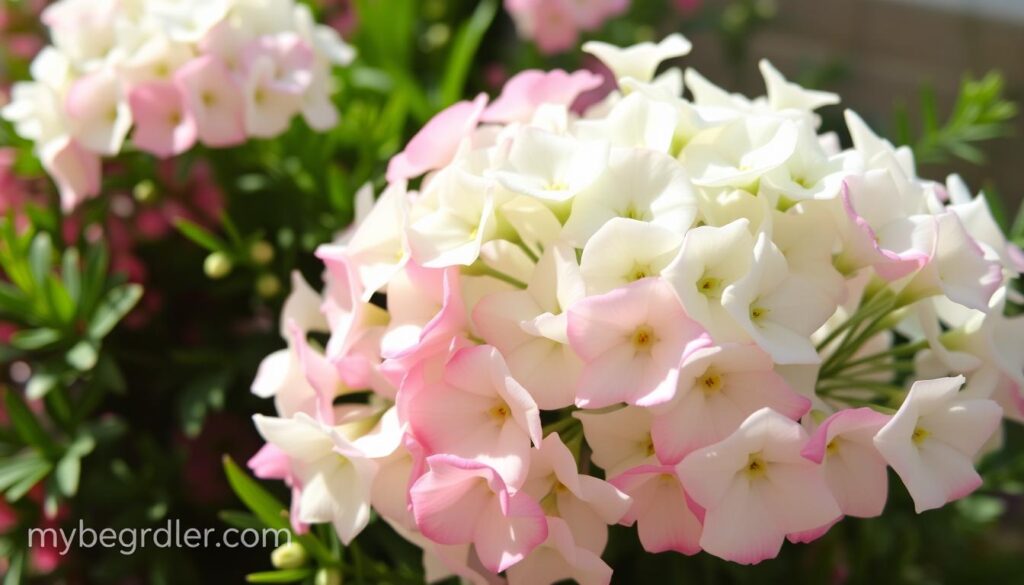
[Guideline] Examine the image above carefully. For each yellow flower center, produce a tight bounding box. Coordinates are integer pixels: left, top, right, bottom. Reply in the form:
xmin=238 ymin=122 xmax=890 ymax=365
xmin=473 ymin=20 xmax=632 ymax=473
xmin=912 ymin=426 xmax=930 ymax=445
xmin=825 ymin=439 xmax=840 ymax=455
xmin=697 ymin=369 xmax=723 ymax=395
xmin=631 ymin=325 xmax=657 ymax=351
xmin=697 ymin=275 xmax=722 ymax=297
xmin=745 ymin=453 xmax=768 ymax=479
xmin=628 ymin=262 xmax=653 ymax=282
xmin=750 ymin=306 xmax=769 ymax=322
xmin=489 ymin=403 xmax=511 ymax=423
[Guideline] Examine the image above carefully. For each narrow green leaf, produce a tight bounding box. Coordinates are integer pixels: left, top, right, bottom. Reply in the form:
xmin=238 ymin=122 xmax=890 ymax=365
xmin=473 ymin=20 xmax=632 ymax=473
xmin=80 ymin=243 xmax=110 ymax=317
xmin=28 ymin=232 xmax=53 ymax=288
xmin=62 ymin=247 xmax=81 ymax=303
xmin=2 ymin=550 xmax=24 ymax=585
xmin=440 ymin=0 xmax=498 ymax=107
xmin=46 ymin=274 xmax=75 ymax=324
xmin=3 ymin=390 xmax=55 ymax=453
xmin=55 ymin=435 xmax=95 ymax=497
xmin=0 ymin=452 xmax=50 ymax=491
xmin=1010 ymin=201 xmax=1024 ymax=240
xmin=223 ymin=455 xmax=290 ymax=530
xmin=6 ymin=461 xmax=52 ymax=501
xmin=87 ymin=283 xmax=143 ymax=339
xmin=223 ymin=456 xmax=336 ymax=566
xmin=219 ymin=510 xmax=267 ymax=531
xmin=245 ymin=569 xmax=314 ymax=583
xmin=0 ymin=281 xmax=29 ymax=315
xmin=10 ymin=327 xmax=61 ymax=350
xmin=175 ymin=218 xmax=229 ymax=253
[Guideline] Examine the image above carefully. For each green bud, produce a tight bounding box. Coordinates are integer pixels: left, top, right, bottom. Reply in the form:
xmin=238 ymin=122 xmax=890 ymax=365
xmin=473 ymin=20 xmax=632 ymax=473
xmin=203 ymin=252 xmax=232 ymax=279
xmin=270 ymin=541 xmax=308 ymax=570
xmin=133 ymin=180 xmax=158 ymax=204
xmin=250 ymin=240 xmax=275 ymax=265
xmin=256 ymin=273 xmax=282 ymax=298
xmin=315 ymin=568 xmax=342 ymax=585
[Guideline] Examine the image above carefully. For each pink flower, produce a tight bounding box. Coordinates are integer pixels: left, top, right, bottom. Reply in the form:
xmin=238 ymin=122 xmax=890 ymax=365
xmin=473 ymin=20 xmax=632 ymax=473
xmin=802 ymin=408 xmax=891 ymax=518
xmin=400 ymin=345 xmax=541 ymax=489
xmin=575 ymin=406 xmax=657 ymax=478
xmin=609 ymin=464 xmax=703 ymax=555
xmin=567 ymin=277 xmax=711 ymax=408
xmin=678 ymin=408 xmax=841 ymax=564
xmin=409 ymin=454 xmax=548 ymax=573
xmin=128 ymin=81 xmax=198 ymax=158
xmin=506 ymin=517 xmax=613 ymax=585
xmin=174 ymin=55 xmax=246 ymax=148
xmin=504 ymin=0 xmax=628 ymax=55
xmin=386 ymin=93 xmax=488 ymax=183
xmin=482 ymin=69 xmax=603 ymax=124
xmin=650 ymin=343 xmax=811 ymax=463
xmin=521 ymin=434 xmax=631 ymax=554
xmin=39 ymin=136 xmax=101 ymax=212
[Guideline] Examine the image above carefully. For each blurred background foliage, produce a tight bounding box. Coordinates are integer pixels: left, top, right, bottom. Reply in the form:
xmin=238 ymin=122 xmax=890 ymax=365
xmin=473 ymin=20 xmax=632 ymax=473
xmin=0 ymin=0 xmax=1022 ymax=583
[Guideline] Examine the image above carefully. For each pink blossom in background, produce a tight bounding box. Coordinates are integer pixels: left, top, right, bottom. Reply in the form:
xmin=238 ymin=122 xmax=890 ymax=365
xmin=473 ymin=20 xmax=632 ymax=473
xmin=504 ymin=0 xmax=630 ymax=55
xmin=674 ymin=0 xmax=703 ymax=15
xmin=2 ymin=0 xmax=354 ymax=213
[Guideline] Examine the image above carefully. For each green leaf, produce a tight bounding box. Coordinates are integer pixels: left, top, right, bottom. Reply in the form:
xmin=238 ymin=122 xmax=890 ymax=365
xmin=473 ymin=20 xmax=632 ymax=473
xmin=223 ymin=456 xmax=336 ymax=566
xmin=440 ymin=0 xmax=498 ymax=107
xmin=79 ymin=243 xmax=110 ymax=317
xmin=0 ymin=281 xmax=29 ymax=315
xmin=245 ymin=569 xmax=314 ymax=583
xmin=1010 ymin=201 xmax=1024 ymax=241
xmin=5 ymin=461 xmax=51 ymax=501
xmin=87 ymin=283 xmax=143 ymax=339
xmin=223 ymin=456 xmax=290 ymax=530
xmin=4 ymin=390 xmax=56 ymax=453
xmin=10 ymin=327 xmax=61 ymax=350
xmin=219 ymin=510 xmax=268 ymax=531
xmin=66 ymin=339 xmax=99 ymax=371
xmin=2 ymin=550 xmax=24 ymax=585
xmin=0 ymin=451 xmax=51 ymax=492
xmin=62 ymin=247 xmax=82 ymax=304
xmin=28 ymin=231 xmax=53 ymax=288
xmin=55 ymin=434 xmax=95 ymax=497
xmin=25 ymin=367 xmax=59 ymax=400
xmin=175 ymin=217 xmax=229 ymax=253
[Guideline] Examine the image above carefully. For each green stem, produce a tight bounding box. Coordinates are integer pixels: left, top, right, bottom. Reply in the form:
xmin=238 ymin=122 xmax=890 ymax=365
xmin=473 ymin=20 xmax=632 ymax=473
xmin=831 ymin=340 xmax=928 ymax=373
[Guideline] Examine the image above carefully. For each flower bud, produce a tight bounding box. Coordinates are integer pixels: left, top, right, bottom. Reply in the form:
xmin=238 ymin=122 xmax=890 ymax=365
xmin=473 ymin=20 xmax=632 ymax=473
xmin=270 ymin=542 xmax=308 ymax=570
xmin=132 ymin=180 xmax=158 ymax=204
xmin=314 ymin=568 xmax=342 ymax=585
xmin=203 ymin=252 xmax=232 ymax=279
xmin=250 ymin=241 xmax=275 ymax=265
xmin=256 ymin=274 xmax=282 ymax=298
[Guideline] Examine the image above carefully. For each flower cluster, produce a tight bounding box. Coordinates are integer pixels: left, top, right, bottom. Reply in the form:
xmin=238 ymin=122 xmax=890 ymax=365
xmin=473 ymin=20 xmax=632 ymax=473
xmin=249 ymin=35 xmax=1023 ymax=581
xmin=505 ymin=0 xmax=629 ymax=54
xmin=1 ymin=0 xmax=354 ymax=211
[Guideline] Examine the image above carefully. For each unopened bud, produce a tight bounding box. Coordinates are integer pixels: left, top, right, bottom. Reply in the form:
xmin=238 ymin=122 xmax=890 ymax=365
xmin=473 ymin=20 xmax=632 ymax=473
xmin=315 ymin=568 xmax=342 ymax=585
xmin=250 ymin=240 xmax=275 ymax=265
xmin=203 ymin=252 xmax=232 ymax=279
xmin=256 ymin=273 xmax=282 ymax=298
xmin=270 ymin=541 xmax=308 ymax=570
xmin=133 ymin=180 xmax=158 ymax=204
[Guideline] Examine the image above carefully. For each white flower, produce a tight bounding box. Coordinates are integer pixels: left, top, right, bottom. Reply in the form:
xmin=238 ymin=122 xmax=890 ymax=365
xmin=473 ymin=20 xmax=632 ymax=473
xmin=873 ymin=376 xmax=1002 ymax=513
